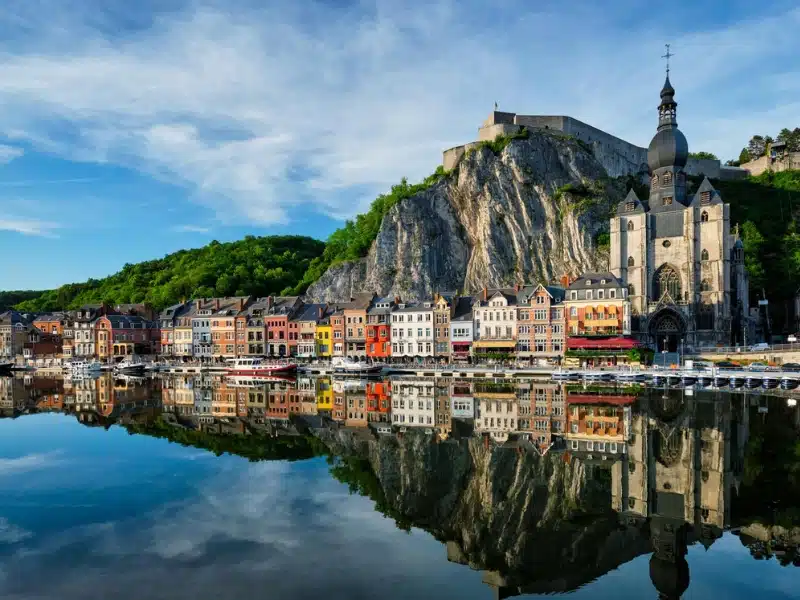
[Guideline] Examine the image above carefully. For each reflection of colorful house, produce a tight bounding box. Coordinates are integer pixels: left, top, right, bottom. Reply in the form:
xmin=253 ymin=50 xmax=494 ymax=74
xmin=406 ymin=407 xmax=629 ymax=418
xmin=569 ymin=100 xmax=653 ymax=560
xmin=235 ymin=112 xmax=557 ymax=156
xmin=316 ymin=378 xmax=333 ymax=412
xmin=345 ymin=392 xmax=368 ymax=428
xmin=516 ymin=383 xmax=565 ymax=455
xmin=475 ymin=391 xmax=518 ymax=443
xmin=564 ymin=335 xmax=646 ymax=368
xmin=95 ymin=315 xmax=154 ymax=360
xmin=366 ymin=381 xmax=391 ymax=422
xmin=565 ymin=393 xmax=635 ymax=457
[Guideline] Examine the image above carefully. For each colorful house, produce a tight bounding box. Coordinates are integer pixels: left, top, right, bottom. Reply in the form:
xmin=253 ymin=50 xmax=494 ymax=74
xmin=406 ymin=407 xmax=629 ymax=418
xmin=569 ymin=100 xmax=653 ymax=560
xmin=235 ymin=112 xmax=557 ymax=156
xmin=331 ymin=310 xmax=345 ymax=357
xmin=210 ymin=297 xmax=249 ymax=360
xmin=266 ymin=296 xmax=302 ymax=357
xmin=366 ymin=298 xmax=393 ymax=360
xmin=472 ymin=288 xmax=519 ymax=360
xmin=433 ymin=293 xmax=455 ymax=360
xmin=316 ymin=316 xmax=333 ymax=358
xmin=294 ymin=303 xmax=326 ymax=359
xmin=94 ymin=314 xmax=153 ymax=361
xmin=516 ymin=284 xmax=566 ymax=365
xmin=449 ymin=297 xmax=474 ymax=362
xmin=343 ymin=292 xmax=375 ymax=359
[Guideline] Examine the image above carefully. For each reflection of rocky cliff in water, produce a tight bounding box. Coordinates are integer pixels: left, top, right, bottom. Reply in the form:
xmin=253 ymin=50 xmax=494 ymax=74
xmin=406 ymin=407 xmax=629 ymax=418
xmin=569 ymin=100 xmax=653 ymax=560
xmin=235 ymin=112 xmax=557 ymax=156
xmin=312 ymin=388 xmax=799 ymax=598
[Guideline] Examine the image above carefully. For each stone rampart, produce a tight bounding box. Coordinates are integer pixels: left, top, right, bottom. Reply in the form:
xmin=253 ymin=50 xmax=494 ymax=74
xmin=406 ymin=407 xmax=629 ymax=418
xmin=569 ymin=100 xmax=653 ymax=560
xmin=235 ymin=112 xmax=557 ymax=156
xmin=741 ymin=153 xmax=800 ymax=176
xmin=444 ymin=112 xmax=729 ymax=180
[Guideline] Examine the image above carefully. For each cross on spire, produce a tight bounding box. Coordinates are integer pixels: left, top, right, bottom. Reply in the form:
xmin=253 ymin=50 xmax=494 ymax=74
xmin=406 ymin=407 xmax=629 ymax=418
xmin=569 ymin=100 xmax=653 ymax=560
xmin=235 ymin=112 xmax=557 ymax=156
xmin=661 ymin=43 xmax=673 ymax=75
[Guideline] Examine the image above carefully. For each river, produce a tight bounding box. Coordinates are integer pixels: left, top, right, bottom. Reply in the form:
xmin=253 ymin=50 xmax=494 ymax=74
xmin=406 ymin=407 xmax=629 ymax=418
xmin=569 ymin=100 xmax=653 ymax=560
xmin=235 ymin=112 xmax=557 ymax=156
xmin=0 ymin=373 xmax=798 ymax=599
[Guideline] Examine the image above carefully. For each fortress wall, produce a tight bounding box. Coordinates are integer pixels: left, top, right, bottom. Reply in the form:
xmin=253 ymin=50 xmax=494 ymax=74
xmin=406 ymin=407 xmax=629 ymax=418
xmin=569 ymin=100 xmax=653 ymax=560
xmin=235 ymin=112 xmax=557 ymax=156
xmin=478 ymin=123 xmax=521 ymax=142
xmin=513 ymin=115 xmax=566 ymax=132
xmin=442 ymin=141 xmax=482 ymax=171
xmin=684 ymin=158 xmax=721 ymax=178
xmin=741 ymin=153 xmax=800 ymax=176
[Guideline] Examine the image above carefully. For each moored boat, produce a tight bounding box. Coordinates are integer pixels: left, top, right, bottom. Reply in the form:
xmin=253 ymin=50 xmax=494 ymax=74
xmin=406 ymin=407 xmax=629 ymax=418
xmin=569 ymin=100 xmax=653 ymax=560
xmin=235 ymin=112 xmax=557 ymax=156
xmin=225 ymin=357 xmax=298 ymax=377
xmin=64 ymin=360 xmax=103 ymax=375
xmin=713 ymin=375 xmax=730 ymax=387
xmin=0 ymin=361 xmax=13 ymax=374
xmin=780 ymin=377 xmax=799 ymax=390
xmin=331 ymin=356 xmax=383 ymax=376
xmin=114 ymin=357 xmax=147 ymax=375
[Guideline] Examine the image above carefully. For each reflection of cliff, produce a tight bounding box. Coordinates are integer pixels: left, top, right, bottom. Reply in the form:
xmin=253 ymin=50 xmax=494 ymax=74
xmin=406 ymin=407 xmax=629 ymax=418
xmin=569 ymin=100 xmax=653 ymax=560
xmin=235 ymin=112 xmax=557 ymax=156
xmin=313 ymin=387 xmax=783 ymax=598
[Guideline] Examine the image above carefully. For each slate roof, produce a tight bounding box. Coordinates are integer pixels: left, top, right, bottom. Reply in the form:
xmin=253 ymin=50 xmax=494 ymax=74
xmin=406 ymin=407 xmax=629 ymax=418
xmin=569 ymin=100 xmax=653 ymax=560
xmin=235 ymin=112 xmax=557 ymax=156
xmin=104 ymin=315 xmax=150 ymax=329
xmin=293 ymin=303 xmax=327 ymax=322
xmin=451 ymin=297 xmax=474 ymax=322
xmin=566 ymin=273 xmax=624 ymax=291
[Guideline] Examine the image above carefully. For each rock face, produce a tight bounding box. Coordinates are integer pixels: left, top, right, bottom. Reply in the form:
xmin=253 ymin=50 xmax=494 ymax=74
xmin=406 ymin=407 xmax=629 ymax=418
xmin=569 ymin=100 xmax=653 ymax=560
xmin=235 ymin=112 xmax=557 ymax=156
xmin=306 ymin=130 xmax=621 ymax=302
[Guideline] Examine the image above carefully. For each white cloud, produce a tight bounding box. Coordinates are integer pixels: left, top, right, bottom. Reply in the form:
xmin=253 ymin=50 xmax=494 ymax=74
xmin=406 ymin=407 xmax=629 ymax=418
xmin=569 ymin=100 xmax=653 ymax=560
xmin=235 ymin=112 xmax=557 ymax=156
xmin=0 ymin=217 xmax=60 ymax=237
xmin=0 ymin=518 xmax=33 ymax=544
xmin=0 ymin=452 xmax=61 ymax=476
xmin=171 ymin=224 xmax=210 ymax=233
xmin=0 ymin=145 xmax=23 ymax=164
xmin=0 ymin=2 xmax=796 ymax=226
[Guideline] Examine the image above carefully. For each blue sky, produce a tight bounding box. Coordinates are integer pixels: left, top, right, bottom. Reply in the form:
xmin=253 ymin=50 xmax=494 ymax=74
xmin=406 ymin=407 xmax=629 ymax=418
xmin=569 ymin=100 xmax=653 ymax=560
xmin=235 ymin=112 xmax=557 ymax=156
xmin=0 ymin=0 xmax=799 ymax=291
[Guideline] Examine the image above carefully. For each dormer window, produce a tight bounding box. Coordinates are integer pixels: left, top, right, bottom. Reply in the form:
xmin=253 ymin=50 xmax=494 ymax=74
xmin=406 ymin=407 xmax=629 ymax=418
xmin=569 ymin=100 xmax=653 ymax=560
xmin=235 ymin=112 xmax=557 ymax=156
xmin=662 ymin=196 xmax=673 ymax=206
xmin=600 ymin=279 xmax=606 ymax=284
xmin=700 ymin=191 xmax=711 ymax=205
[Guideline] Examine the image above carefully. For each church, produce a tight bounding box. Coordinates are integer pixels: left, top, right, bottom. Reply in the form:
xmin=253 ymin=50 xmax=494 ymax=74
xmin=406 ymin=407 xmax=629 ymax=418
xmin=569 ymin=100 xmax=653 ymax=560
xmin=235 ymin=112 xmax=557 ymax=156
xmin=610 ymin=73 xmax=750 ymax=352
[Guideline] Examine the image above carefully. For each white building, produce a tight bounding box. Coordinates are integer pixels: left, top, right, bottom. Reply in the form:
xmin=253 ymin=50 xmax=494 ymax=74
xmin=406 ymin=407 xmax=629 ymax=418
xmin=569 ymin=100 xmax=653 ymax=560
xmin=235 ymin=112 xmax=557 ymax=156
xmin=191 ymin=300 xmax=215 ymax=360
xmin=475 ymin=394 xmax=518 ymax=443
xmin=391 ymin=302 xmax=435 ymax=359
xmin=472 ymin=289 xmax=519 ymax=359
xmin=391 ymin=378 xmax=436 ymax=429
xmin=449 ymin=297 xmax=475 ymax=361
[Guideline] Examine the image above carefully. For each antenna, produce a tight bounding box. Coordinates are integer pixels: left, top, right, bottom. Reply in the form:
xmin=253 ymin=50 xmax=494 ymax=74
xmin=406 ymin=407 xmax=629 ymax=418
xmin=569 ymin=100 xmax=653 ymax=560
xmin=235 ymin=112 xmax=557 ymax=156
xmin=661 ymin=44 xmax=673 ymax=75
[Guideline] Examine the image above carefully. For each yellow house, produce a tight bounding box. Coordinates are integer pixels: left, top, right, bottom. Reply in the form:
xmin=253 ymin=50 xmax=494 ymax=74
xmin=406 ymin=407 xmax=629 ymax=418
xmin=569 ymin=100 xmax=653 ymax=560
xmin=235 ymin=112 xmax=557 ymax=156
xmin=316 ymin=317 xmax=333 ymax=358
xmin=316 ymin=377 xmax=333 ymax=412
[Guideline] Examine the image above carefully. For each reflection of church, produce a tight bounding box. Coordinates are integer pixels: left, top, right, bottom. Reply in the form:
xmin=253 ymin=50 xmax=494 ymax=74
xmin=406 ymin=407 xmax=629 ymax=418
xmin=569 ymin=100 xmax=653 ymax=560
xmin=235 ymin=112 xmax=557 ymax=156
xmin=612 ymin=388 xmax=748 ymax=598
xmin=610 ymin=74 xmax=750 ymax=351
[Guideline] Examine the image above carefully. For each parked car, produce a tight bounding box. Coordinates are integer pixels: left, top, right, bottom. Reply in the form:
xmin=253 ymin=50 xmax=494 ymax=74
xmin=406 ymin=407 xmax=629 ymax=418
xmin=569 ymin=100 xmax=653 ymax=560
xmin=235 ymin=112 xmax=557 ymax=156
xmin=781 ymin=362 xmax=800 ymax=372
xmin=715 ymin=361 xmax=739 ymax=370
xmin=788 ymin=335 xmax=798 ymax=343
xmin=749 ymin=343 xmax=770 ymax=351
xmin=748 ymin=362 xmax=768 ymax=371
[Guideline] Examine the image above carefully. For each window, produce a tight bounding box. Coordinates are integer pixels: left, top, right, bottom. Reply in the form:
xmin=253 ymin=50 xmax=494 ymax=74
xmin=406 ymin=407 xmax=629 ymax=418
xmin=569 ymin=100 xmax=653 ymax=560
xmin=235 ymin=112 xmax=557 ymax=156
xmin=654 ymin=264 xmax=681 ymax=300
xmin=570 ymin=291 xmax=577 ymax=300
xmin=628 ymin=284 xmax=635 ymax=297
xmin=570 ymin=307 xmax=577 ymax=317
xmin=610 ymin=289 xmax=616 ymax=299
xmin=662 ymin=196 xmax=673 ymax=206
xmin=700 ymin=190 xmax=711 ymax=205
xmin=598 ymin=290 xmax=604 ymax=299
xmin=586 ymin=441 xmax=594 ymax=451
xmin=701 ymin=210 xmax=709 ymax=222
xmin=586 ymin=291 xmax=592 ymax=300
xmin=662 ymin=171 xmax=673 ymax=185
xmin=651 ymin=174 xmax=658 ymax=187
xmin=701 ymin=248 xmax=709 ymax=261
xmin=625 ymin=203 xmax=635 ymax=213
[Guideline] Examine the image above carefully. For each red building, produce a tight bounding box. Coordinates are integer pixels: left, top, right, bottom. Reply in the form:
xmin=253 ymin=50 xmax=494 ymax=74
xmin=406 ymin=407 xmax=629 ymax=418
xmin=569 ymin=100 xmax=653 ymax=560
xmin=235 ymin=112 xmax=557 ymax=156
xmin=366 ymin=381 xmax=391 ymax=422
xmin=266 ymin=297 xmax=301 ymax=357
xmin=95 ymin=315 xmax=154 ymax=361
xmin=366 ymin=298 xmax=394 ymax=360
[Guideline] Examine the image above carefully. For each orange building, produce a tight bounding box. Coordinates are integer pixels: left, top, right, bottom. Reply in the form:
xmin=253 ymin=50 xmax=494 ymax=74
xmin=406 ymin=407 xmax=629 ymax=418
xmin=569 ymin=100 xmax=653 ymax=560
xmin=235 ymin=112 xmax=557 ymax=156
xmin=366 ymin=381 xmax=391 ymax=422
xmin=565 ymin=393 xmax=635 ymax=457
xmin=366 ymin=298 xmax=393 ymax=360
xmin=32 ymin=313 xmax=66 ymax=337
xmin=564 ymin=273 xmax=630 ymax=337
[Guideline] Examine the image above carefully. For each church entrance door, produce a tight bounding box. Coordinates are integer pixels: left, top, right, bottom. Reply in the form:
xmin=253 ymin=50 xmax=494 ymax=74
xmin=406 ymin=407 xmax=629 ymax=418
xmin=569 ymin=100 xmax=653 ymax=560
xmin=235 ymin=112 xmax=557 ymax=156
xmin=649 ymin=310 xmax=685 ymax=353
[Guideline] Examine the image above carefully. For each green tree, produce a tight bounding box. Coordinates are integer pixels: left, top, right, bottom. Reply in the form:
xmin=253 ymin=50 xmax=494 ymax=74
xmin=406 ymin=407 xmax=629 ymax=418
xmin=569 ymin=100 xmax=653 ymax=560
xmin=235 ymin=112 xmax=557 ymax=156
xmin=740 ymin=220 xmax=766 ymax=290
xmin=688 ymin=151 xmax=718 ymax=160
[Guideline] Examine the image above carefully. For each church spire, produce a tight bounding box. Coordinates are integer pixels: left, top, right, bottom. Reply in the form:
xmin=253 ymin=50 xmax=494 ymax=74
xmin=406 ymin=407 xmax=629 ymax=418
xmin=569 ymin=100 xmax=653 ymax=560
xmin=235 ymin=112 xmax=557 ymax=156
xmin=658 ymin=45 xmax=677 ymax=130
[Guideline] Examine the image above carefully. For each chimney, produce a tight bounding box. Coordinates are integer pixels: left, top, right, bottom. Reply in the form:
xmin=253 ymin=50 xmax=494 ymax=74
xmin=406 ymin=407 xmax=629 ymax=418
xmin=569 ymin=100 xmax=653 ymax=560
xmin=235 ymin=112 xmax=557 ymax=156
xmin=239 ymin=298 xmax=246 ymax=311
xmin=394 ymin=296 xmax=401 ymax=305
xmin=514 ymin=283 xmax=520 ymax=293
xmin=195 ymin=299 xmax=201 ymax=310
xmin=266 ymin=296 xmax=274 ymax=310
xmin=483 ymin=287 xmax=488 ymax=302
xmin=214 ymin=298 xmax=220 ymax=310
xmin=318 ymin=306 xmax=324 ymax=320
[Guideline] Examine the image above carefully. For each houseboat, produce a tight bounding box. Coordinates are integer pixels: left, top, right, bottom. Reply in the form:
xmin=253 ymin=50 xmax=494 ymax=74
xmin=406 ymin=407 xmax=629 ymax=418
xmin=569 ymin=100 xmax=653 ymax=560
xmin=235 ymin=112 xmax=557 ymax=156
xmin=225 ymin=357 xmax=298 ymax=377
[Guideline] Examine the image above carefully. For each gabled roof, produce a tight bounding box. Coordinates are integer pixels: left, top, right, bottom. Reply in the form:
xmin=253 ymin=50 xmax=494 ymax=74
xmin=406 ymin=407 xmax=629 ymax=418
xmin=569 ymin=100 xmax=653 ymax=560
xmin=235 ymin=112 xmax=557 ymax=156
xmin=293 ymin=303 xmax=327 ymax=322
xmin=473 ymin=288 xmax=518 ymax=307
xmin=616 ymin=189 xmax=647 ymax=216
xmin=267 ymin=296 xmax=300 ymax=316
xmin=451 ymin=297 xmax=474 ymax=322
xmin=103 ymin=314 xmax=150 ymax=328
xmin=343 ymin=292 xmax=376 ymax=311
xmin=690 ymin=177 xmax=722 ymax=207
xmin=211 ymin=296 xmax=250 ymax=316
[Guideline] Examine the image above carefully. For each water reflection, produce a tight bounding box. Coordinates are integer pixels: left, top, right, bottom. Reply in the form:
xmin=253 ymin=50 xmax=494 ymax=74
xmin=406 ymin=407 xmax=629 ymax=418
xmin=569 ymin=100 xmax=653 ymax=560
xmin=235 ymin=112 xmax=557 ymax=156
xmin=1 ymin=373 xmax=799 ymax=598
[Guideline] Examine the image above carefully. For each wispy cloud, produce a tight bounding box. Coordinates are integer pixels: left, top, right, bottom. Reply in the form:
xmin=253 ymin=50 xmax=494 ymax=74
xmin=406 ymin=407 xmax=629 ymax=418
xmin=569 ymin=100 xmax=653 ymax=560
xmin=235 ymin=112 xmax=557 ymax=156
xmin=0 ymin=518 xmax=33 ymax=544
xmin=0 ymin=218 xmax=60 ymax=237
xmin=0 ymin=452 xmax=61 ymax=476
xmin=0 ymin=144 xmax=23 ymax=164
xmin=171 ymin=224 xmax=210 ymax=233
xmin=0 ymin=1 xmax=796 ymax=227
xmin=0 ymin=177 xmax=98 ymax=187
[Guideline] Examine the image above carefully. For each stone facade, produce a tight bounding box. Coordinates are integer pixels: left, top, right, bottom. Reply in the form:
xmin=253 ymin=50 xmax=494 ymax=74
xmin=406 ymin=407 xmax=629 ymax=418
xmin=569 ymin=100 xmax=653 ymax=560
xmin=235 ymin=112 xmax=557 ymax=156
xmin=609 ymin=77 xmax=750 ymax=351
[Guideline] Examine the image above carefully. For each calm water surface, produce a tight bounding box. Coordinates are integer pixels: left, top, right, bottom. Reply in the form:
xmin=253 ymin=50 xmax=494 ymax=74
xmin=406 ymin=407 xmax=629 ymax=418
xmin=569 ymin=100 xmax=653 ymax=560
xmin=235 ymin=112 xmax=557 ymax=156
xmin=0 ymin=374 xmax=798 ymax=599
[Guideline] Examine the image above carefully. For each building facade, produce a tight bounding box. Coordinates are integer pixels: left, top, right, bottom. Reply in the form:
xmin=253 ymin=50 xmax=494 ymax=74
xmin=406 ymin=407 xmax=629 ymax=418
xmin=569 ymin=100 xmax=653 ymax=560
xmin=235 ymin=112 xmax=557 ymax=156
xmin=565 ymin=274 xmax=631 ymax=337
xmin=391 ymin=302 xmax=435 ymax=360
xmin=609 ymin=75 xmax=749 ymax=351
xmin=449 ymin=297 xmax=474 ymax=362
xmin=433 ymin=293 xmax=454 ymax=360
xmin=472 ymin=289 xmax=518 ymax=359
xmin=366 ymin=298 xmax=393 ymax=361
xmin=516 ymin=285 xmax=566 ymax=363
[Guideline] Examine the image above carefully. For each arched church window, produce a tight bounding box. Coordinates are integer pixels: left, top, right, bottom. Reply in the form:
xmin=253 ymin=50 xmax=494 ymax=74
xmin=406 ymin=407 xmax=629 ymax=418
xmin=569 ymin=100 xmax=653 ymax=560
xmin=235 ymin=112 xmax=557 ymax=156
xmin=701 ymin=211 xmax=709 ymax=222
xmin=654 ymin=265 xmax=681 ymax=300
xmin=701 ymin=249 xmax=709 ymax=261
xmin=662 ymin=172 xmax=673 ymax=185
xmin=627 ymin=220 xmax=634 ymax=231
xmin=700 ymin=279 xmax=711 ymax=292
xmin=628 ymin=284 xmax=635 ymax=297
xmin=662 ymin=196 xmax=673 ymax=206
xmin=627 ymin=256 xmax=635 ymax=267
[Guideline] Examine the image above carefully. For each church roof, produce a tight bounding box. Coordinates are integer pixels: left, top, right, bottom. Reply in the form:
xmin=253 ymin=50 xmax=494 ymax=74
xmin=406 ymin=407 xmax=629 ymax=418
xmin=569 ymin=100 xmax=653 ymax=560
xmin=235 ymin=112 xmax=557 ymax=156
xmin=616 ymin=189 xmax=647 ymax=215
xmin=648 ymin=74 xmax=688 ymax=172
xmin=690 ymin=177 xmax=723 ymax=207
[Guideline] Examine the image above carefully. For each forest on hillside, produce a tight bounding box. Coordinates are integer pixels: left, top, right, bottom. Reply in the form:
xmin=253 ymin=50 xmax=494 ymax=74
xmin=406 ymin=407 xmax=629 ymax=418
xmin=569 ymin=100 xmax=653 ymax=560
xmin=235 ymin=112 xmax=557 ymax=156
xmin=13 ymin=235 xmax=325 ymax=313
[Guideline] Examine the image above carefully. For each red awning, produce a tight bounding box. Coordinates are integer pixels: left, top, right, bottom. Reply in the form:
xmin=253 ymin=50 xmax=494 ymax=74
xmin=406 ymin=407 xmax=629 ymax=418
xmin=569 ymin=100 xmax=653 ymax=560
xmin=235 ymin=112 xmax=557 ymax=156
xmin=567 ymin=394 xmax=637 ymax=405
xmin=567 ymin=336 xmax=643 ymax=350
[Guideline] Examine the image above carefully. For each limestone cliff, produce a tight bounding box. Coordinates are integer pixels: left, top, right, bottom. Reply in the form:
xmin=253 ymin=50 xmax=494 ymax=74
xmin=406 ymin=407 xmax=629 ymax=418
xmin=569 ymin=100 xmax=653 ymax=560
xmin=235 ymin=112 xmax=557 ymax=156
xmin=306 ymin=130 xmax=625 ymax=302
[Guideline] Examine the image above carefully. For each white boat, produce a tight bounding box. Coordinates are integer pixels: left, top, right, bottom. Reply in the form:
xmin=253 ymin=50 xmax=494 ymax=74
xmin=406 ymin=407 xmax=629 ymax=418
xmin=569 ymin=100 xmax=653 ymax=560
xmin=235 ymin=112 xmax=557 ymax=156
xmin=64 ymin=360 xmax=103 ymax=374
xmin=331 ymin=356 xmax=384 ymax=375
xmin=114 ymin=357 xmax=147 ymax=375
xmin=224 ymin=357 xmax=298 ymax=377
